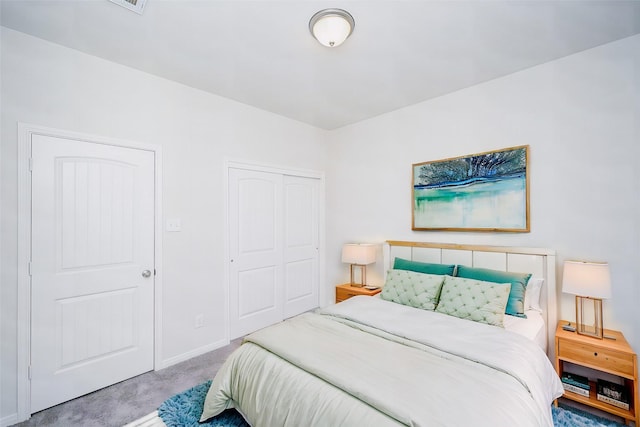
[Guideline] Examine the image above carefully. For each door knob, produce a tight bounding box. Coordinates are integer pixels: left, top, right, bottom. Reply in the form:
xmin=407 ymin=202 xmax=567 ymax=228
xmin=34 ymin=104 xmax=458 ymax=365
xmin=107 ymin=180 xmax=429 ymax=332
xmin=142 ymin=270 xmax=152 ymax=278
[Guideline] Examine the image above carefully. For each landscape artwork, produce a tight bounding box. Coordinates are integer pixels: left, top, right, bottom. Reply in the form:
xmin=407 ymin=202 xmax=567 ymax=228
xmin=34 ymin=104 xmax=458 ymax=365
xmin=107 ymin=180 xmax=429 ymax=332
xmin=412 ymin=145 xmax=529 ymax=232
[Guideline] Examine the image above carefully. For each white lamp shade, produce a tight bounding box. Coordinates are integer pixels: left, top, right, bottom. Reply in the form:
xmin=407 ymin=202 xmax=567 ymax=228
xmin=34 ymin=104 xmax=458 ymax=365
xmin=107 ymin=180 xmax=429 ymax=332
xmin=562 ymin=260 xmax=612 ymax=299
xmin=309 ymin=9 xmax=354 ymax=48
xmin=341 ymin=243 xmax=376 ymax=265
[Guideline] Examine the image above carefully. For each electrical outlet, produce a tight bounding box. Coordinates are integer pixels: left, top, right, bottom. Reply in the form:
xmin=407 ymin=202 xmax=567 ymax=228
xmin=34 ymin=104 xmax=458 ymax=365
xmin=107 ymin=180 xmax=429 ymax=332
xmin=195 ymin=314 xmax=204 ymax=329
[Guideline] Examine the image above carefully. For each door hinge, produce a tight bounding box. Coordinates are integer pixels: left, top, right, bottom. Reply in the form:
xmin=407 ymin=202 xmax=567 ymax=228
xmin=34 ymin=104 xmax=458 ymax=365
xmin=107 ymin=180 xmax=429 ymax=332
xmin=28 ymin=365 xmax=32 ymax=380
xmin=29 ymin=158 xmax=33 ymax=172
xmin=28 ymin=261 xmax=32 ymax=276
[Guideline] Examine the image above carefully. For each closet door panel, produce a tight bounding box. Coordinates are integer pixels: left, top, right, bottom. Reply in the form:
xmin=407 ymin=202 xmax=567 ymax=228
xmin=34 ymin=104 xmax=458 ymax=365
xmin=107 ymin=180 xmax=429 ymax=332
xmin=229 ymin=169 xmax=283 ymax=338
xmin=283 ymin=176 xmax=319 ymax=318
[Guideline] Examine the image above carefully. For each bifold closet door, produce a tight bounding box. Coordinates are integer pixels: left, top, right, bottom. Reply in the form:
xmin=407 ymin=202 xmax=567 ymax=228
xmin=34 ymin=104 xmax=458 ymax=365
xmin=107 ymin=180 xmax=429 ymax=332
xmin=229 ymin=169 xmax=284 ymax=338
xmin=228 ymin=168 xmax=320 ymax=338
xmin=283 ymin=175 xmax=319 ymax=318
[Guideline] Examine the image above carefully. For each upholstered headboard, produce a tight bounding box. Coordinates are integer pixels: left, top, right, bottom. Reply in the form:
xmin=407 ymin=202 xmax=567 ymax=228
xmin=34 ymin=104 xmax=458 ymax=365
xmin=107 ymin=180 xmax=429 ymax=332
xmin=383 ymin=241 xmax=557 ymax=359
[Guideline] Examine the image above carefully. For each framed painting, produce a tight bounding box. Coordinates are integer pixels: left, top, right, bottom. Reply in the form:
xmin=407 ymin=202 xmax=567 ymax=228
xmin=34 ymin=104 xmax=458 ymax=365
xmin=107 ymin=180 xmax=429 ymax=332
xmin=412 ymin=145 xmax=530 ymax=232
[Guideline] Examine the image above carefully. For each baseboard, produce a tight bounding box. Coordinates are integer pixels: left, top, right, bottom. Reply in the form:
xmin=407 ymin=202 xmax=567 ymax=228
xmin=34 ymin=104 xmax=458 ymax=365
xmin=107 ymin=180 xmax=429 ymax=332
xmin=1 ymin=413 xmax=18 ymax=427
xmin=158 ymin=338 xmax=229 ymax=370
xmin=123 ymin=410 xmax=165 ymax=427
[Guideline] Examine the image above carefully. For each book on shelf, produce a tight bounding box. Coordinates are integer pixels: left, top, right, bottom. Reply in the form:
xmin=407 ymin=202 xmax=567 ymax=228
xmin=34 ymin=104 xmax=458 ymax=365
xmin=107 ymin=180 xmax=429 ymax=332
xmin=596 ymin=379 xmax=629 ymax=410
xmin=561 ymin=372 xmax=590 ymax=390
xmin=562 ymin=382 xmax=590 ymax=397
xmin=597 ymin=394 xmax=630 ymax=410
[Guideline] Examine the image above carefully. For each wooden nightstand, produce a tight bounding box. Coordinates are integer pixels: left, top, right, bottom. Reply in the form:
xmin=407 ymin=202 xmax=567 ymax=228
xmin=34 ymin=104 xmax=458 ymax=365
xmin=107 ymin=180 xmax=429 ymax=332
xmin=335 ymin=283 xmax=381 ymax=303
xmin=555 ymin=320 xmax=639 ymax=425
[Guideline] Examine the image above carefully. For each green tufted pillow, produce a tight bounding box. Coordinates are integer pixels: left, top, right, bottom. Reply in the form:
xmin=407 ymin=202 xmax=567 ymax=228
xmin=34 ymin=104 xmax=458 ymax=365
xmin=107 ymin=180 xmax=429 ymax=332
xmin=393 ymin=257 xmax=455 ymax=276
xmin=435 ymin=275 xmax=511 ymax=327
xmin=381 ymin=269 xmax=446 ymax=311
xmin=455 ymin=266 xmax=531 ymax=318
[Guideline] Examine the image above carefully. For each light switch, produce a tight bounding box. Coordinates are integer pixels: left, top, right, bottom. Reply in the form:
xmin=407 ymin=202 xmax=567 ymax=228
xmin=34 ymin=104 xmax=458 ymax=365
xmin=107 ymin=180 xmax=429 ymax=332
xmin=166 ymin=218 xmax=181 ymax=232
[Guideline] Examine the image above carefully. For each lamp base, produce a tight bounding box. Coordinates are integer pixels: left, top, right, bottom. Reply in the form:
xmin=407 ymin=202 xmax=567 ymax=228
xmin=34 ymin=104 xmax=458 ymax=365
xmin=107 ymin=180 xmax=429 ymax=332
xmin=349 ymin=264 xmax=367 ymax=288
xmin=575 ymin=296 xmax=604 ymax=339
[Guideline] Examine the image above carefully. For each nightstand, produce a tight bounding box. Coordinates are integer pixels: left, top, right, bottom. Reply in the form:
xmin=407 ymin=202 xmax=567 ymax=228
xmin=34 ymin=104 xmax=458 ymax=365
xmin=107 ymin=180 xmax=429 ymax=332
xmin=335 ymin=283 xmax=381 ymax=303
xmin=555 ymin=320 xmax=639 ymax=425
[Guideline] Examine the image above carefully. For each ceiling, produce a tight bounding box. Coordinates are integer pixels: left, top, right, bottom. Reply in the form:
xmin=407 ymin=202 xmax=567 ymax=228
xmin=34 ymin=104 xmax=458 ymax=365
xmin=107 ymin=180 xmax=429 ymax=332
xmin=2 ymin=0 xmax=640 ymax=130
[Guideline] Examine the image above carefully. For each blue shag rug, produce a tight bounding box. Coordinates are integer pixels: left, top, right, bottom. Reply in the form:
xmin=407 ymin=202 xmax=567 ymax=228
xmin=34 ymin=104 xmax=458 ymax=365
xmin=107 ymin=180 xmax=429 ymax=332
xmin=158 ymin=381 xmax=247 ymax=427
xmin=158 ymin=381 xmax=626 ymax=427
xmin=551 ymin=404 xmax=626 ymax=427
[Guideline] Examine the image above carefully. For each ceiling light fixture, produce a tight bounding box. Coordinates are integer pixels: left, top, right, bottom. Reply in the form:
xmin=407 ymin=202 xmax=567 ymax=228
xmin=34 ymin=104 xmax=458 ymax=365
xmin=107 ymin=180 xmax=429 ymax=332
xmin=309 ymin=8 xmax=355 ymax=48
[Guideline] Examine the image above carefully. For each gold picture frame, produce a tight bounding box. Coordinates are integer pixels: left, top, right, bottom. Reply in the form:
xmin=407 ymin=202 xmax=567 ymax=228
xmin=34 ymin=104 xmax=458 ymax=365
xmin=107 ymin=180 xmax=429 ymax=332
xmin=412 ymin=145 xmax=530 ymax=232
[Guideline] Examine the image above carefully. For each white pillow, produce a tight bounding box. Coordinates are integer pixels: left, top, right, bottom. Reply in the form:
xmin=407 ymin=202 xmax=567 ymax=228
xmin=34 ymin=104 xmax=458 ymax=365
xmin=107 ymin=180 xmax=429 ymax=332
xmin=524 ymin=278 xmax=544 ymax=312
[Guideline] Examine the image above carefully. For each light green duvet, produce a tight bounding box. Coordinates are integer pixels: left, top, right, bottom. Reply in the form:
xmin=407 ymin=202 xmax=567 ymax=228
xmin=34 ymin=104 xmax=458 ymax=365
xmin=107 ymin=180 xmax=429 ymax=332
xmin=201 ymin=296 xmax=563 ymax=427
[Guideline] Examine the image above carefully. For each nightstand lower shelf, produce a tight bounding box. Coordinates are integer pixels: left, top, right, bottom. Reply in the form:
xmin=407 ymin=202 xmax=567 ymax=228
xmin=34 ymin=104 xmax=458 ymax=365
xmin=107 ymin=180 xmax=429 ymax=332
xmin=561 ymin=381 xmax=635 ymax=422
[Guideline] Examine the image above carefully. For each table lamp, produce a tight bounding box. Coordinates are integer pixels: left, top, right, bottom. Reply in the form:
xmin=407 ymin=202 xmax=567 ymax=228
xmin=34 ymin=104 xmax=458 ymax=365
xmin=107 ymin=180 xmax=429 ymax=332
xmin=341 ymin=243 xmax=376 ymax=287
xmin=562 ymin=260 xmax=612 ymax=339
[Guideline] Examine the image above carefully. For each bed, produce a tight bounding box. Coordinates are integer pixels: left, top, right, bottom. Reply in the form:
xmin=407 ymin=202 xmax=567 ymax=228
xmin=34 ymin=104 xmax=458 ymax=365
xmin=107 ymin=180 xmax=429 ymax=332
xmin=200 ymin=241 xmax=564 ymax=426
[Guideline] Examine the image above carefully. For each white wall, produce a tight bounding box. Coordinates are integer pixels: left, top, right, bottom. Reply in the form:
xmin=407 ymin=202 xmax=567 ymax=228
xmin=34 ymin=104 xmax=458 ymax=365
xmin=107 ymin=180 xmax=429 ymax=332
xmin=326 ymin=35 xmax=640 ymax=353
xmin=0 ymin=28 xmax=327 ymax=422
xmin=2 ymin=23 xmax=639 ymax=425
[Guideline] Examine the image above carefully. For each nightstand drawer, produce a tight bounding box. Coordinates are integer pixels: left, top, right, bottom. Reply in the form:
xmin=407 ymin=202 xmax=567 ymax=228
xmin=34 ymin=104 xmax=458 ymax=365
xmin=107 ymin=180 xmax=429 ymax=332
xmin=335 ymin=284 xmax=381 ymax=302
xmin=559 ymin=339 xmax=635 ymax=377
xmin=336 ymin=287 xmax=361 ymax=302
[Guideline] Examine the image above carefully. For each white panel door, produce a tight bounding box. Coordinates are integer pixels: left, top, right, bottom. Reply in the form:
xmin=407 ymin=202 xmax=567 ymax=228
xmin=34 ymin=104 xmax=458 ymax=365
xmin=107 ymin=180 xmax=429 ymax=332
xmin=229 ymin=169 xmax=283 ymax=338
xmin=30 ymin=135 xmax=155 ymax=413
xmin=283 ymin=176 xmax=319 ymax=318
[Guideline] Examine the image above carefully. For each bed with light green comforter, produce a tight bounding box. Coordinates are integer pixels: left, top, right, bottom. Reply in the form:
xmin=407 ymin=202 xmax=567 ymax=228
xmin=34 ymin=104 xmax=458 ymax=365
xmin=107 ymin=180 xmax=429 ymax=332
xmin=201 ymin=296 xmax=563 ymax=427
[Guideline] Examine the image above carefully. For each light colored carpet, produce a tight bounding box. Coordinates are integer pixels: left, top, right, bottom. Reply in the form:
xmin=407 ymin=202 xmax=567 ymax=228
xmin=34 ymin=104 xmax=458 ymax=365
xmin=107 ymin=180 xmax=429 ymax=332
xmin=123 ymin=412 xmax=165 ymax=427
xmin=14 ymin=339 xmax=241 ymax=427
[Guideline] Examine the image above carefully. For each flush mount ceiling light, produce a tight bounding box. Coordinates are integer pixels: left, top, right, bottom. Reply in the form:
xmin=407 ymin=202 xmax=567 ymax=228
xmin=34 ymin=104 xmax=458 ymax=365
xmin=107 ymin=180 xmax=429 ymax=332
xmin=309 ymin=8 xmax=355 ymax=47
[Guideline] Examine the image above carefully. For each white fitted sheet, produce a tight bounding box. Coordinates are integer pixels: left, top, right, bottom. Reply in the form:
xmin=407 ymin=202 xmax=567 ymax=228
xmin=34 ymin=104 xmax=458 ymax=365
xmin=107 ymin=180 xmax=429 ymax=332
xmin=503 ymin=309 xmax=547 ymax=351
xmin=373 ymin=293 xmax=547 ymax=352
